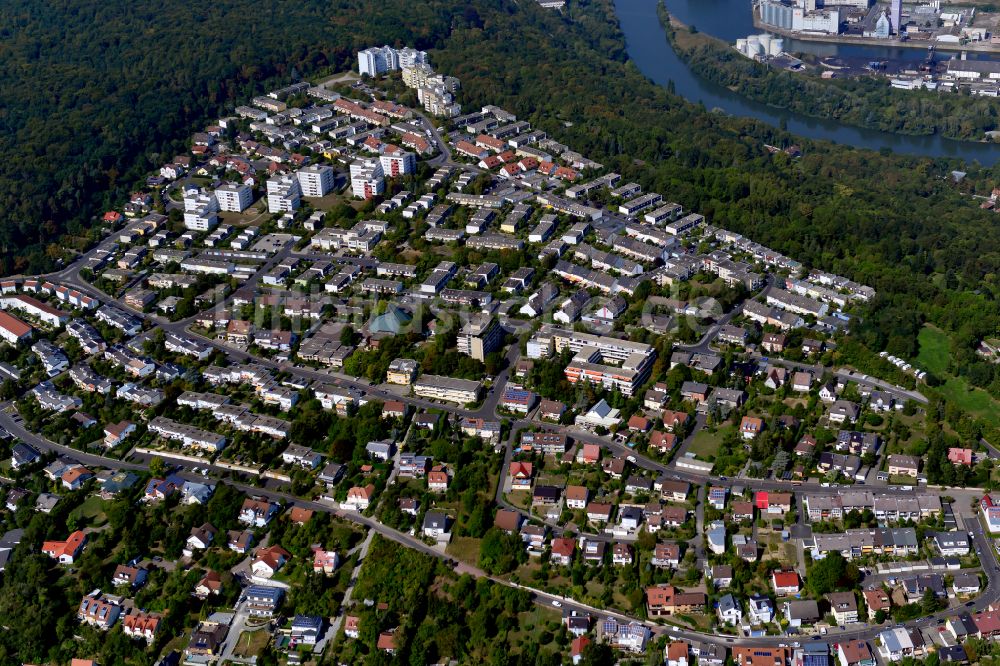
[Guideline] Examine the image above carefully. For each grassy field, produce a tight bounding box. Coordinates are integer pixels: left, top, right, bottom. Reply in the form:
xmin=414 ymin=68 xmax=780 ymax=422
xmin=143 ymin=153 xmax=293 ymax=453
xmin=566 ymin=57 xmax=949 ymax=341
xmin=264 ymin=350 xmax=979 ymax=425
xmin=503 ymin=606 xmax=562 ymax=655
xmin=916 ymin=326 xmax=951 ymax=376
xmin=686 ymin=426 xmax=731 ymax=460
xmin=233 ymin=630 xmax=271 ymax=658
xmin=938 ymin=378 xmax=1000 ymax=428
xmin=446 ymin=536 xmax=482 ymax=565
xmin=68 ymin=496 xmax=107 ymax=526
xmin=917 ymin=325 xmax=1000 ymax=428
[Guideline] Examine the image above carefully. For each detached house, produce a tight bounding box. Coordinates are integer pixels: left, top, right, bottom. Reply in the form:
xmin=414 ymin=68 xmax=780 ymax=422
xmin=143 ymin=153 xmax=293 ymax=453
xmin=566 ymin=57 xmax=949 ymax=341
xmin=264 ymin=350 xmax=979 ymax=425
xmin=748 ymin=595 xmax=774 ymax=625
xmin=508 ymin=462 xmax=534 ymax=490
xmin=717 ymin=593 xmax=742 ymax=626
xmin=565 ymin=485 xmax=589 ymax=510
xmin=612 ymin=543 xmax=634 ymax=566
xmin=42 ymin=530 xmax=87 ymax=564
xmin=312 ymin=548 xmax=340 ymax=575
xmin=838 ymin=641 xmax=876 ymax=666
xmin=828 ymin=591 xmax=859 ymax=624
xmin=887 ymin=454 xmax=920 ymax=478
xmin=772 ymin=570 xmax=801 ymax=596
xmin=762 ymin=333 xmax=787 ymax=353
xmin=551 ymin=537 xmax=576 ymax=566
xmin=661 ymin=410 xmax=689 ymax=432
xmin=345 ymin=484 xmax=376 ymax=510
xmin=829 ymin=400 xmax=860 ymax=424
xmin=651 ymin=542 xmax=681 ymax=568
xmin=251 ymin=545 xmax=291 ymax=579
xmin=792 ymin=372 xmax=813 ymax=392
xmin=740 ymin=416 xmax=764 ymax=440
xmin=649 ymin=431 xmax=677 ymax=454
xmin=239 ymin=499 xmax=279 ymax=527
xmin=186 ymin=523 xmax=217 ymax=555
xmin=112 ymin=564 xmax=148 ymax=589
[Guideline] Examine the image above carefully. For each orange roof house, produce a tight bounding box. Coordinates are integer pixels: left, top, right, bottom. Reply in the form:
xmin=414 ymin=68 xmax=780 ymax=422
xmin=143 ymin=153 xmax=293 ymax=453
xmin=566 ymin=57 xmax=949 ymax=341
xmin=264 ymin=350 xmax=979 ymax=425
xmin=740 ymin=416 xmax=764 ymax=440
xmin=42 ymin=530 xmax=87 ymax=563
xmin=771 ymin=570 xmax=801 ymax=595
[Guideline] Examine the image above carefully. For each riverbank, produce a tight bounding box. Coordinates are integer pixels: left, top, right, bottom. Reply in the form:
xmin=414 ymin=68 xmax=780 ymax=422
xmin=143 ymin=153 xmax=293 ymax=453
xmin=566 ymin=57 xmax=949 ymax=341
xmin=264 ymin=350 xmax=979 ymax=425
xmin=751 ymin=12 xmax=1000 ymax=53
xmin=660 ymin=3 xmax=1000 ymax=143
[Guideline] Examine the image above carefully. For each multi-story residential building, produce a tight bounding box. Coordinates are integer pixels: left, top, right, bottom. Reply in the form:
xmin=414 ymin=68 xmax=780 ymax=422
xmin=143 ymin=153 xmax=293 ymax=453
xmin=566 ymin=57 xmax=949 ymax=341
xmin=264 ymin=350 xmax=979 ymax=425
xmin=214 ymin=183 xmax=253 ymax=212
xmin=805 ymin=492 xmax=941 ymax=523
xmin=245 ymin=585 xmax=284 ymax=617
xmin=296 ymin=165 xmax=335 ymax=198
xmin=182 ymin=188 xmax=219 ymax=231
xmin=147 ymin=417 xmax=226 ymax=452
xmin=386 ymin=358 xmax=419 ymax=385
xmin=529 ymin=326 xmax=655 ymax=397
xmin=413 ymin=375 xmax=482 ymax=404
xmin=266 ymin=175 xmax=301 ymax=213
xmin=379 ymin=148 xmax=416 ymax=177
xmin=807 ymin=527 xmax=918 ymax=560
xmin=358 ymin=45 xmax=427 ymax=77
xmin=0 ymin=310 xmax=31 ymax=345
xmin=349 ymin=158 xmax=385 ymax=199
xmin=734 ymin=647 xmax=791 ymax=666
xmin=828 ymin=591 xmax=859 ymax=625
xmin=520 ymin=432 xmax=569 ymax=455
xmin=0 ymin=295 xmax=69 ymax=327
xmin=645 ymin=585 xmax=707 ymax=618
xmin=456 ymin=314 xmax=503 ymax=362
xmin=122 ymin=611 xmax=161 ymax=643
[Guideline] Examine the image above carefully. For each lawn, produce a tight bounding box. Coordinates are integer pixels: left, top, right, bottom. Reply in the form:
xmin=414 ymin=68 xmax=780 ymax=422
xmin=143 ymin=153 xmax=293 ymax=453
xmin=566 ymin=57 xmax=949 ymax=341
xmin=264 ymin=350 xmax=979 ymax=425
xmin=68 ymin=496 xmax=107 ymax=527
xmin=500 ymin=606 xmax=562 ymax=655
xmin=446 ymin=536 xmax=482 ymax=565
xmin=917 ymin=325 xmax=1000 ymax=428
xmin=916 ymin=325 xmax=950 ymax=376
xmin=686 ymin=426 xmax=732 ymax=461
xmin=233 ymin=630 xmax=271 ymax=658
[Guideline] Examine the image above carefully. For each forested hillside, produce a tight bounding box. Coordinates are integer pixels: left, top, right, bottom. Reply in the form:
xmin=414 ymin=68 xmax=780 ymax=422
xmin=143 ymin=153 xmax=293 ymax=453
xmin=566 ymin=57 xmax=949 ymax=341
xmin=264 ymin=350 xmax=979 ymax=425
xmin=0 ymin=0 xmax=467 ymax=274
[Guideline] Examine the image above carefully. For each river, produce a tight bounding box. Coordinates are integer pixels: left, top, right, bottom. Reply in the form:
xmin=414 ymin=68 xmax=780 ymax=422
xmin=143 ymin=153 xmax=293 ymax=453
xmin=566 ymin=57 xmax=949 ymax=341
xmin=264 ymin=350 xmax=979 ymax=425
xmin=612 ymin=0 xmax=1000 ymax=165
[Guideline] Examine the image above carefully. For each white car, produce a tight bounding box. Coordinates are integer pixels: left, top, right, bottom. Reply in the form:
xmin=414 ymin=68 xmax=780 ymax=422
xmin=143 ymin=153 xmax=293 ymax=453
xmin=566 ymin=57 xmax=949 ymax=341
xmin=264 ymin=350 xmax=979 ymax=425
xmin=551 ymin=600 xmax=562 ymax=607
xmin=626 ymin=455 xmax=637 ymax=464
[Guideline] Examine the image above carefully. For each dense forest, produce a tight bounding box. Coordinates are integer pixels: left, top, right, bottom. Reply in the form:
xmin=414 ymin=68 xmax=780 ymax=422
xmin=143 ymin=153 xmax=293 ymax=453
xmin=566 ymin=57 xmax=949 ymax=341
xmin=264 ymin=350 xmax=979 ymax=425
xmin=0 ymin=0 xmax=469 ymax=274
xmin=660 ymin=7 xmax=1000 ymax=142
xmin=3 ymin=1 xmax=1000 ymax=418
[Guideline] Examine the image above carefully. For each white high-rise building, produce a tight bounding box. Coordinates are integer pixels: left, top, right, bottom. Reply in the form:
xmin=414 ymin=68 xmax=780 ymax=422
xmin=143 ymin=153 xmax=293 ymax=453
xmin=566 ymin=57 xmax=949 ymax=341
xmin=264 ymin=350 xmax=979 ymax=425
xmin=358 ymin=46 xmax=398 ymax=77
xmin=358 ymin=45 xmax=427 ymax=77
xmin=296 ymin=165 xmax=335 ymax=198
xmin=266 ymin=175 xmax=302 ymax=214
xmin=397 ymin=47 xmax=429 ymax=70
xmin=214 ymin=183 xmax=253 ymax=212
xmin=418 ymin=83 xmax=461 ymax=118
xmin=349 ymin=159 xmax=385 ymax=200
xmin=183 ymin=189 xmax=219 ymax=231
xmin=379 ymin=150 xmax=416 ymax=178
